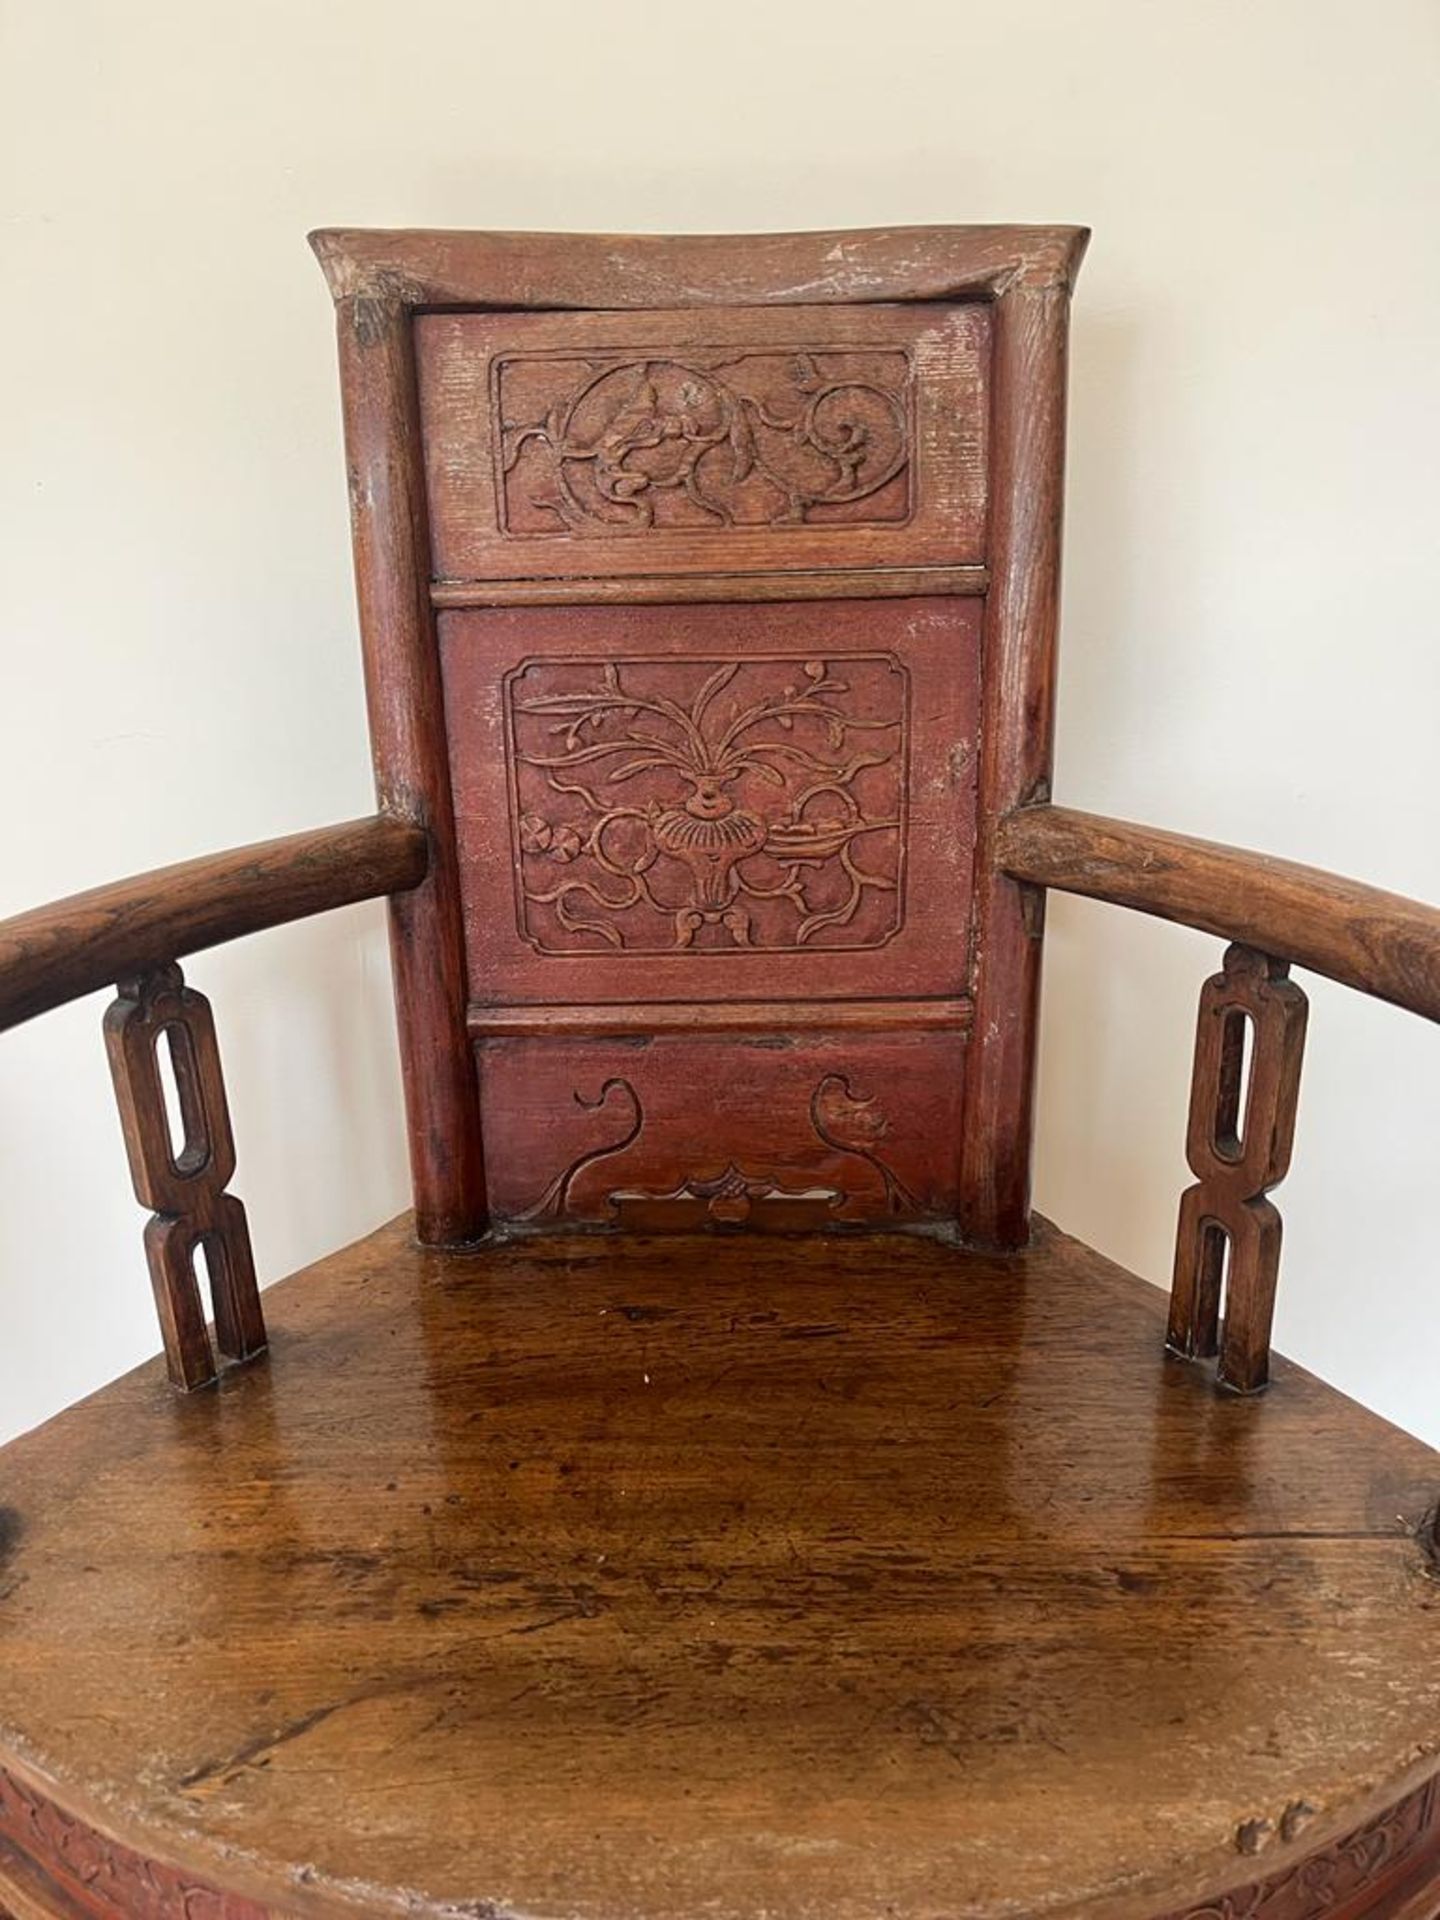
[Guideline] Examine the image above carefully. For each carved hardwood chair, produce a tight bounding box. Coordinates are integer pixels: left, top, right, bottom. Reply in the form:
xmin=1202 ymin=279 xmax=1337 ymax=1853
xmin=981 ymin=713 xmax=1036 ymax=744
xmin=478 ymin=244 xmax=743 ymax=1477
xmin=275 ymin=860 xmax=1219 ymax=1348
xmin=2 ymin=226 xmax=1438 ymax=1920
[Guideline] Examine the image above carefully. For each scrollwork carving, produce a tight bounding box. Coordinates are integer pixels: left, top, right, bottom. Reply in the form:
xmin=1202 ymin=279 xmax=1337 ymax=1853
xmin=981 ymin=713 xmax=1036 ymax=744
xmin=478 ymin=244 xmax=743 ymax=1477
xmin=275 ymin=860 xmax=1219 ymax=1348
xmin=0 ymin=1763 xmax=270 ymax=1918
xmin=1166 ymin=1780 xmax=1437 ymax=1920
xmin=609 ymin=1166 xmax=844 ymax=1232
xmin=810 ymin=1070 xmax=920 ymax=1215
xmin=516 ymin=1069 xmax=919 ymax=1226
xmin=494 ymin=347 xmax=912 ymax=535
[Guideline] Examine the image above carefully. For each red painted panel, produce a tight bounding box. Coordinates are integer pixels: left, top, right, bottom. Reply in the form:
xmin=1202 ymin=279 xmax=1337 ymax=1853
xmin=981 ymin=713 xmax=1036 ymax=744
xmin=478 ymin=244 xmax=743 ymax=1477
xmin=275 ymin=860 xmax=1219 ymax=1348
xmin=477 ymin=1030 xmax=965 ymax=1227
xmin=440 ymin=597 xmax=981 ymax=1007
xmin=415 ymin=304 xmax=991 ymax=581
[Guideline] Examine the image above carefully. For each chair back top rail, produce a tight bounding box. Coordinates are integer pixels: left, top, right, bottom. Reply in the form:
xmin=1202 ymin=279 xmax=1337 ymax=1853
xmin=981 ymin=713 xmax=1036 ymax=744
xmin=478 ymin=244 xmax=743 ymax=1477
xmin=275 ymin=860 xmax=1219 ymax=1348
xmin=0 ymin=815 xmax=427 ymax=1034
xmin=308 ymin=222 xmax=1091 ymax=311
xmin=997 ymin=805 xmax=1440 ymax=1023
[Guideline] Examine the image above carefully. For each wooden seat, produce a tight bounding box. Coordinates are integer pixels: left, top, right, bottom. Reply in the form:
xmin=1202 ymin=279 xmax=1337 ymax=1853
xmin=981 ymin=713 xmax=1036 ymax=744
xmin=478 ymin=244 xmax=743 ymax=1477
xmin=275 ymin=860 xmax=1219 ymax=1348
xmin=2 ymin=225 xmax=1438 ymax=1918
xmin=2 ymin=1218 xmax=1439 ymax=1920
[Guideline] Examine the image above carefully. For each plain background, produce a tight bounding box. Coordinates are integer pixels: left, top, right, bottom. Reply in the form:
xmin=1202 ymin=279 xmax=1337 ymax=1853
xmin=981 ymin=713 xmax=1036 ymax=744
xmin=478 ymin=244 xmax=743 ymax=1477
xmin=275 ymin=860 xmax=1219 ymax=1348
xmin=1 ymin=0 xmax=1436 ymax=1449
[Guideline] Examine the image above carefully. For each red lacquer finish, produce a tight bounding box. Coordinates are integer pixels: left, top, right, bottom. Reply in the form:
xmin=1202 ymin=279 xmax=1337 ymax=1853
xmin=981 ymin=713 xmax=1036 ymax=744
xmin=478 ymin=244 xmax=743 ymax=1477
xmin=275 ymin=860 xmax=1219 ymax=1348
xmin=311 ymin=224 xmax=1085 ymax=1241
xmin=441 ymin=597 xmax=981 ymax=997
xmin=476 ymin=1029 xmax=967 ymax=1226
xmin=0 ymin=1763 xmax=269 ymax=1919
xmin=440 ymin=593 xmax=982 ymax=1225
xmin=415 ymin=302 xmax=991 ymax=581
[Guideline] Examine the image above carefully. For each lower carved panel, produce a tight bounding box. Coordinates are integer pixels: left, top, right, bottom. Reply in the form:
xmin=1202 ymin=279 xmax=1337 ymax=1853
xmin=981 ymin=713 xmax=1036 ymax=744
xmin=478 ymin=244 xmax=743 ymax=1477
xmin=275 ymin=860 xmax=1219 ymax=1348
xmin=477 ymin=1030 xmax=966 ymax=1227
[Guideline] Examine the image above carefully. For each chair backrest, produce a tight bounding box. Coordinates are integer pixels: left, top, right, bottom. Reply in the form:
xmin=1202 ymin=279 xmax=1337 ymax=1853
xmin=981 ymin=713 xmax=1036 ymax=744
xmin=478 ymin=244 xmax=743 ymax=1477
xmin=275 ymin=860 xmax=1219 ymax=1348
xmin=313 ymin=226 xmax=1088 ymax=1246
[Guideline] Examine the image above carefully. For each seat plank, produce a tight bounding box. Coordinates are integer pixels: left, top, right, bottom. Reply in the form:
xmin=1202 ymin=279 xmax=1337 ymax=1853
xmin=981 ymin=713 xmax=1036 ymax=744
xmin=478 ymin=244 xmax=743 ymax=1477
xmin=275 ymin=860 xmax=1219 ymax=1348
xmin=0 ymin=1221 xmax=1436 ymax=1920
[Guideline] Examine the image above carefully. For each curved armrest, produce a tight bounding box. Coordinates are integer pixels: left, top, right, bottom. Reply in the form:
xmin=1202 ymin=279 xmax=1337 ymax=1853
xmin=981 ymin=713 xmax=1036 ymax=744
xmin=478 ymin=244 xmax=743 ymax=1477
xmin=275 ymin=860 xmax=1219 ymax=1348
xmin=996 ymin=805 xmax=1440 ymax=1023
xmin=0 ymin=815 xmax=428 ymax=1033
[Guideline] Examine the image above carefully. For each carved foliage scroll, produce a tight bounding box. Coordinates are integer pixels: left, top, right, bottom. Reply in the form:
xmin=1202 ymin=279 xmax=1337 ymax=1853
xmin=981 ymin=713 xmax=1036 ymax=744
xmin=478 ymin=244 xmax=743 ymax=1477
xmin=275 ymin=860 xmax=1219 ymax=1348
xmin=476 ymin=1031 xmax=963 ymax=1228
xmin=494 ymin=347 xmax=913 ymax=537
xmin=518 ymin=1068 xmax=920 ymax=1229
xmin=442 ymin=597 xmax=984 ymax=1007
xmin=1168 ymin=944 xmax=1308 ymax=1394
xmin=0 ymin=1762 xmax=270 ymax=1918
xmin=104 ymin=964 xmax=267 ymax=1392
xmin=505 ymin=653 xmax=908 ymax=955
xmin=1163 ymin=1776 xmax=1438 ymax=1920
xmin=416 ymin=304 xmax=991 ymax=580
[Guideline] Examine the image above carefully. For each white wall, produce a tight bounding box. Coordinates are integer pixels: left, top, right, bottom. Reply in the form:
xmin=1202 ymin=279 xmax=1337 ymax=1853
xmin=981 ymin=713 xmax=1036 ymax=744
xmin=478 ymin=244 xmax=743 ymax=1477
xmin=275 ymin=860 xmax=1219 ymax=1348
xmin=2 ymin=0 xmax=1435 ymax=1447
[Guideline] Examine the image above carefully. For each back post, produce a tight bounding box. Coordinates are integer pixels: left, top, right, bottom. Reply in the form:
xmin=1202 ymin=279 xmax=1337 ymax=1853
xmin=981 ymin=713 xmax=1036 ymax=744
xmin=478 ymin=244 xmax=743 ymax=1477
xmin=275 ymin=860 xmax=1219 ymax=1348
xmin=331 ymin=288 xmax=487 ymax=1246
xmin=956 ymin=264 xmax=1081 ymax=1246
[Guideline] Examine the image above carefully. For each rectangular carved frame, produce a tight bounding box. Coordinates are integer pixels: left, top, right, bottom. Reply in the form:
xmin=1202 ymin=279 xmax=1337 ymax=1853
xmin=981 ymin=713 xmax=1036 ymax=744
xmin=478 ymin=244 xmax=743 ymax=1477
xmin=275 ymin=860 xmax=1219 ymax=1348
xmin=311 ymin=224 xmax=1090 ymax=1249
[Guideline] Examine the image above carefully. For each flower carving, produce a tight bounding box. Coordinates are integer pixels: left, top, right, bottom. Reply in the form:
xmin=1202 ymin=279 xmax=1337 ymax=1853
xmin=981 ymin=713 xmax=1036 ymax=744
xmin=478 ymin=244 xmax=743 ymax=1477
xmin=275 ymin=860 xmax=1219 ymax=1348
xmin=507 ymin=655 xmax=907 ymax=953
xmin=518 ymin=814 xmax=583 ymax=862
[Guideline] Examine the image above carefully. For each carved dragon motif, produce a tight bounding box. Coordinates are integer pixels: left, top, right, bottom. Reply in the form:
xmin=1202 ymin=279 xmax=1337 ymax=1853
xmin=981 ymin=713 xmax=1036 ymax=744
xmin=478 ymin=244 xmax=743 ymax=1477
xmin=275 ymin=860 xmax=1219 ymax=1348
xmin=494 ymin=348 xmax=912 ymax=534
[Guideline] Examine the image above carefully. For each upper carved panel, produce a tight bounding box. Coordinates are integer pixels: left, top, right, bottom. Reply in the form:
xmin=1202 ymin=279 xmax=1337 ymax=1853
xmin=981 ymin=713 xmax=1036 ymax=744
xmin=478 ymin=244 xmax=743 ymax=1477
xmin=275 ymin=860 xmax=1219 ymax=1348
xmin=493 ymin=348 xmax=913 ymax=537
xmin=417 ymin=304 xmax=990 ymax=581
xmin=505 ymin=652 xmax=907 ymax=955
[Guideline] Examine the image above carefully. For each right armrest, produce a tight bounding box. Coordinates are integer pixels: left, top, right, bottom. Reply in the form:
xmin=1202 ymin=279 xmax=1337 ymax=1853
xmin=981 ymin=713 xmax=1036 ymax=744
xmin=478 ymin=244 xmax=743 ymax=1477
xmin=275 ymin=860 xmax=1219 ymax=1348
xmin=995 ymin=804 xmax=1440 ymax=1023
xmin=0 ymin=814 xmax=428 ymax=1033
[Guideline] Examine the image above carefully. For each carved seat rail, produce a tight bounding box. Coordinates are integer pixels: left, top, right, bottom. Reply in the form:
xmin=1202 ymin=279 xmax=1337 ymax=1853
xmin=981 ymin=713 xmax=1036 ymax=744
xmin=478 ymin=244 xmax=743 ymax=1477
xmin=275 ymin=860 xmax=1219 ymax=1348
xmin=997 ymin=803 xmax=1440 ymax=1390
xmin=0 ymin=815 xmax=428 ymax=1388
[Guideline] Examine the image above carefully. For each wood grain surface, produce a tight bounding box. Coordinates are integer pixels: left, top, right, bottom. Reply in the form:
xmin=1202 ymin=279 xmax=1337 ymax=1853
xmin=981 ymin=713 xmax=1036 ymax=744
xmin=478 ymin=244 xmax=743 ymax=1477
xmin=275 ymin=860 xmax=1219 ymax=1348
xmin=956 ymin=278 xmax=1074 ymax=1248
xmin=0 ymin=1218 xmax=1436 ymax=1920
xmin=0 ymin=818 xmax=425 ymax=1034
xmin=332 ymin=293 xmax=488 ymax=1245
xmin=428 ymin=563 xmax=989 ymax=608
xmin=996 ymin=806 xmax=1440 ymax=1022
xmin=309 ymin=223 xmax=1091 ymax=310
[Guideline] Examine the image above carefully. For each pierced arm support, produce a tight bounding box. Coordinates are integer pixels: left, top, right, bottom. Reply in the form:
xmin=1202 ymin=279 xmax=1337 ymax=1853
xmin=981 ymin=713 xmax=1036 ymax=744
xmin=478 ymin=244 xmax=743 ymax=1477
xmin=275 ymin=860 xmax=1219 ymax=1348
xmin=105 ymin=964 xmax=265 ymax=1391
xmin=997 ymin=804 xmax=1439 ymax=1392
xmin=1169 ymin=945 xmax=1309 ymax=1392
xmin=0 ymin=816 xmax=428 ymax=1393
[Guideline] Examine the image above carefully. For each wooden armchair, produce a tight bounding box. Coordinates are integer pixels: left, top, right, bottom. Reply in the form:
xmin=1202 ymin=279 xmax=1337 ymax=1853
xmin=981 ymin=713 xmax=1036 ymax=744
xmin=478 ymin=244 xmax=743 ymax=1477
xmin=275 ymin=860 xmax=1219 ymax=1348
xmin=1 ymin=226 xmax=1437 ymax=1920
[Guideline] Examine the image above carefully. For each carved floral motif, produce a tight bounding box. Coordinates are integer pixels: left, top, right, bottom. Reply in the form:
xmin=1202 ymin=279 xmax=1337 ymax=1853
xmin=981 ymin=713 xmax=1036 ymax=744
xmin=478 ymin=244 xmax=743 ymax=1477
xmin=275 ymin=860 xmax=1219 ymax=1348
xmin=505 ymin=654 xmax=907 ymax=954
xmin=493 ymin=347 xmax=912 ymax=534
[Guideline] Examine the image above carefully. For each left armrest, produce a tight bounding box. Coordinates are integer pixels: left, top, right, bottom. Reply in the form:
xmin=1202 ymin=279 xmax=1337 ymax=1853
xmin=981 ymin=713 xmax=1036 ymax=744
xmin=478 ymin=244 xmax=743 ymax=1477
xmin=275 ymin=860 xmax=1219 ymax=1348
xmin=0 ymin=811 xmax=431 ymax=1393
xmin=0 ymin=814 xmax=428 ymax=1033
xmin=996 ymin=804 xmax=1440 ymax=1023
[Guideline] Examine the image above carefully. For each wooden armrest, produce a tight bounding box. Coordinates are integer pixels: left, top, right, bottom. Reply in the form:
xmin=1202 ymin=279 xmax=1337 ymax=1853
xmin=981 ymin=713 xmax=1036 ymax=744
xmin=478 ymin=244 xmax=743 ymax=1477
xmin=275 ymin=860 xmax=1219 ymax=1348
xmin=0 ymin=815 xmax=428 ymax=1033
xmin=996 ymin=804 xmax=1440 ymax=1023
